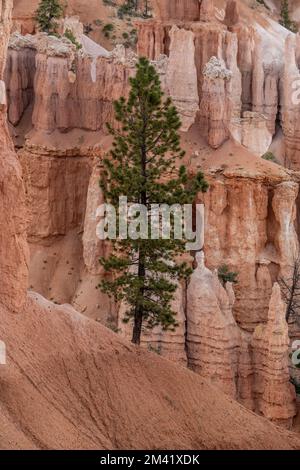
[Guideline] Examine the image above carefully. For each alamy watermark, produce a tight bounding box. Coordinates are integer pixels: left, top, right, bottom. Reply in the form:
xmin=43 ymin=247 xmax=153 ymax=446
xmin=95 ymin=197 xmax=204 ymax=251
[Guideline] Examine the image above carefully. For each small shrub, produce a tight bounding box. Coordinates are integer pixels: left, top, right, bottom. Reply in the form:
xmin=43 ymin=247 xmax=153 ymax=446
xmin=218 ymin=265 xmax=238 ymax=286
xmin=102 ymin=23 xmax=115 ymax=38
xmin=64 ymin=29 xmax=82 ymax=50
xmin=35 ymin=0 xmax=63 ymax=34
xmin=147 ymin=344 xmax=161 ymax=355
xmin=256 ymin=0 xmax=270 ymax=9
xmin=279 ymin=0 xmax=298 ymax=32
xmin=122 ymin=28 xmax=137 ymax=48
xmin=117 ymin=0 xmax=139 ymax=19
xmin=262 ymin=151 xmax=277 ymax=162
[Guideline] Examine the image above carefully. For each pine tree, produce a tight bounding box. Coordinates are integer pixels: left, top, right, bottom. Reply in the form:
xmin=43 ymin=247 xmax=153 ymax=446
xmin=218 ymin=265 xmax=238 ymax=287
xmin=99 ymin=57 xmax=208 ymax=345
xmin=118 ymin=0 xmax=140 ymax=18
xmin=35 ymin=0 xmax=63 ymax=34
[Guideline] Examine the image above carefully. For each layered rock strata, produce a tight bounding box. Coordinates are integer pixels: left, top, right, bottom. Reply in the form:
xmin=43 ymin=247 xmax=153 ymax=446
xmin=186 ymin=252 xmax=241 ymax=398
xmin=251 ymin=283 xmax=297 ymax=427
xmin=165 ymin=25 xmax=199 ymax=132
xmin=5 ymin=33 xmax=36 ymax=126
xmin=32 ymin=37 xmax=131 ymax=133
xmin=3 ymin=2 xmax=300 ymax=428
xmin=136 ymin=0 xmax=287 ymax=154
xmin=200 ymin=158 xmax=299 ymax=332
xmin=19 ymin=146 xmax=92 ymax=241
xmin=199 ymin=56 xmax=233 ymax=148
xmin=282 ymin=33 xmax=300 ymax=169
xmin=1 ymin=0 xmax=300 ymax=448
xmin=0 ymin=1 xmax=28 ymax=312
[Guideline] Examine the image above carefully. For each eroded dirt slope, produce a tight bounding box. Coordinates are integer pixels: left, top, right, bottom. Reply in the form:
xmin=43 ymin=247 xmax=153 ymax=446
xmin=0 ymin=292 xmax=300 ymax=450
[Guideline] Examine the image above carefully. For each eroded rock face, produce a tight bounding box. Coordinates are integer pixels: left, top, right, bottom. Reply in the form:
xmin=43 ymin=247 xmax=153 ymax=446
xmin=115 ymin=247 xmax=297 ymax=424
xmin=199 ymin=56 xmax=232 ymax=148
xmin=58 ymin=15 xmax=84 ymax=42
xmin=229 ymin=112 xmax=272 ymax=156
xmin=5 ymin=33 xmax=36 ymax=125
xmin=8 ymin=16 xmax=284 ymax=155
xmin=1 ymin=0 xmax=299 ymax=444
xmin=19 ymin=147 xmax=92 ymax=241
xmin=200 ymin=0 xmax=215 ymax=22
xmin=136 ymin=0 xmax=288 ymax=154
xmin=153 ymin=0 xmax=200 ymax=21
xmin=0 ymin=0 xmax=12 ymax=77
xmin=17 ymin=141 xmax=114 ymax=322
xmin=282 ymin=34 xmax=300 ymax=169
xmin=0 ymin=0 xmax=28 ymax=312
xmin=82 ymin=163 xmax=106 ymax=275
xmin=201 ymin=168 xmax=299 ymax=332
xmin=32 ymin=43 xmax=132 ymax=133
xmin=166 ymin=26 xmax=199 ymax=132
xmin=272 ymin=181 xmax=299 ymax=274
xmin=0 ymin=20 xmax=299 ymax=445
xmin=3 ymin=36 xmax=138 ymax=322
xmin=136 ymin=21 xmax=169 ymax=60
xmin=5 ymin=34 xmax=167 ymax=135
xmin=3 ymin=4 xmax=299 ymax=430
xmin=251 ymin=283 xmax=297 ymax=427
xmin=187 ymin=252 xmax=241 ymax=398
xmin=0 ymin=112 xmax=28 ymax=312
xmin=185 ymin=253 xmax=296 ymax=423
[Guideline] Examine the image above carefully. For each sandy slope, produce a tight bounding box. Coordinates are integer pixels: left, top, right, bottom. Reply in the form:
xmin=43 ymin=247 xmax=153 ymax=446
xmin=0 ymin=292 xmax=299 ymax=450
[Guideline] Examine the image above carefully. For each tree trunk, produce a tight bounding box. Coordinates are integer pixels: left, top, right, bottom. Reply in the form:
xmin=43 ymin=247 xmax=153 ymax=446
xmin=131 ymin=95 xmax=148 ymax=345
xmin=132 ymin=305 xmax=143 ymax=344
xmin=132 ymin=257 xmax=146 ymax=344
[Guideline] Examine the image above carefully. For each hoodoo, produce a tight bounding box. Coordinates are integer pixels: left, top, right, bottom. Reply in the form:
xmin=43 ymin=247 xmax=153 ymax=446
xmin=0 ymin=0 xmax=300 ymax=455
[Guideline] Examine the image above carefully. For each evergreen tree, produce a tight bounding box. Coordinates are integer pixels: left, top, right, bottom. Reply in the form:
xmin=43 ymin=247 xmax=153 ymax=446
xmin=218 ymin=265 xmax=238 ymax=287
xmin=99 ymin=57 xmax=208 ymax=345
xmin=118 ymin=0 xmax=140 ymax=18
xmin=35 ymin=0 xmax=63 ymax=34
xmin=279 ymin=0 xmax=297 ymax=32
